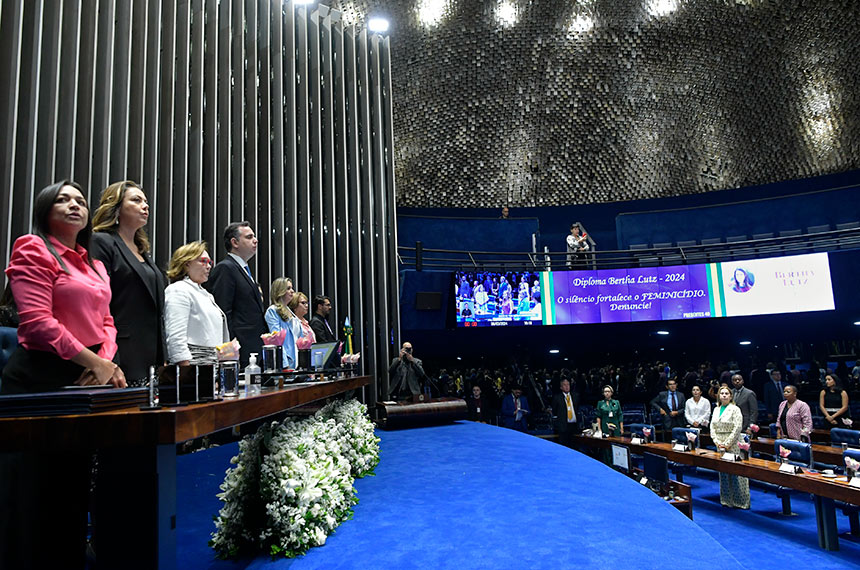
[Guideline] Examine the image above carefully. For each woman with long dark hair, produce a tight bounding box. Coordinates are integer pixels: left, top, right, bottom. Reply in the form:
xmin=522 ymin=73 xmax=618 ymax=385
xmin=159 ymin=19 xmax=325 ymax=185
xmin=1 ymin=181 xmax=126 ymax=392
xmin=90 ymin=180 xmax=167 ymax=385
xmin=1 ymin=181 xmax=125 ymax=568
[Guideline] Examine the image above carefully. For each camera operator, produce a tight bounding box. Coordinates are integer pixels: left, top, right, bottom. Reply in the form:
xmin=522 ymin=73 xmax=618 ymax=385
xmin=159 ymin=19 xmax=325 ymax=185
xmin=388 ymin=341 xmax=429 ymax=401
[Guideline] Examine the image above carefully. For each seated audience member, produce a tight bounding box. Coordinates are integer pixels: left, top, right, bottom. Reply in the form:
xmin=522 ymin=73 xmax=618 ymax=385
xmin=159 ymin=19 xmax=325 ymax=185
xmin=684 ymin=384 xmax=711 ymax=428
xmin=90 ymin=180 xmax=166 ymax=385
xmin=820 ymin=373 xmax=851 ymax=427
xmin=596 ymin=385 xmax=623 ymax=437
xmin=164 ymin=242 xmax=229 ymax=365
xmin=776 ymin=385 xmax=813 ymax=441
xmin=310 ymin=294 xmax=336 ymax=343
xmin=501 ymin=385 xmax=530 ymax=431
xmin=731 ymin=373 xmax=758 ymax=432
xmin=264 ymin=277 xmax=304 ymax=369
xmin=289 ymin=292 xmax=315 ymax=350
xmin=466 ymin=384 xmax=491 ymax=423
xmin=710 ymin=385 xmax=750 ymax=509
xmin=1 ymin=181 xmax=125 ymax=569
xmin=388 ymin=341 xmax=428 ymax=400
xmin=650 ymin=378 xmax=686 ymax=441
xmin=552 ymin=378 xmax=580 ymax=446
xmin=2 ymin=181 xmax=125 ymax=393
xmin=499 ymin=206 xmax=510 ymax=219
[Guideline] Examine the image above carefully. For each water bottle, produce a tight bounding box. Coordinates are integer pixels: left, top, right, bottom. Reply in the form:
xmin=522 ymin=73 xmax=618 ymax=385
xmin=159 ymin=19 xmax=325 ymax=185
xmin=245 ymin=353 xmax=261 ymax=396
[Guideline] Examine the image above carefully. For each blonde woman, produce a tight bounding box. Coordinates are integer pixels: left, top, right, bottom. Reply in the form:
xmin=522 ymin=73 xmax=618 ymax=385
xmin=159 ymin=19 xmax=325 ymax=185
xmin=163 ymin=241 xmax=228 ymax=365
xmin=288 ymin=292 xmax=316 ymax=350
xmin=264 ymin=277 xmax=304 ymax=368
xmin=710 ymin=385 xmax=750 ymax=509
xmin=90 ymin=181 xmax=166 ymax=384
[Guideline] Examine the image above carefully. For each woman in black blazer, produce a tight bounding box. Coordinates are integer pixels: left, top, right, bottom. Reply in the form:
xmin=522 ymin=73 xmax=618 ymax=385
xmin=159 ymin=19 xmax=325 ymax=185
xmin=90 ymin=180 xmax=166 ymax=385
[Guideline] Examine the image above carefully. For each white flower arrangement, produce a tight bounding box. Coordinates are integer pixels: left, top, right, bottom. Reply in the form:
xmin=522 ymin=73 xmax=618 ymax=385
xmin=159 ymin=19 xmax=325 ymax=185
xmin=210 ymin=399 xmax=380 ymax=559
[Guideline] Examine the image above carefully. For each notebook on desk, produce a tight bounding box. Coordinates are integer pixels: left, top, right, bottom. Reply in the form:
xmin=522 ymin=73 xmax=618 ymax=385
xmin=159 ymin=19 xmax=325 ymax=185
xmin=0 ymin=387 xmax=148 ymax=417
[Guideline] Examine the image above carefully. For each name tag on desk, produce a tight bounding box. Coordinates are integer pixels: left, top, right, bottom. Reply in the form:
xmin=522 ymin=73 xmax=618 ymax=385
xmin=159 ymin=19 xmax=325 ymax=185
xmin=850 ymin=477 xmax=860 ymax=489
xmin=721 ymin=452 xmax=738 ymax=462
xmin=631 ymin=437 xmax=645 ymax=445
xmin=779 ymin=462 xmax=800 ymax=474
xmin=673 ymin=443 xmax=687 ymax=452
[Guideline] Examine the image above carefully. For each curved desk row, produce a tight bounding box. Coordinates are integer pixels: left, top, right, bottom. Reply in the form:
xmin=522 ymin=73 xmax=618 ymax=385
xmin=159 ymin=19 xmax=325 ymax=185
xmin=573 ymin=434 xmax=860 ymax=551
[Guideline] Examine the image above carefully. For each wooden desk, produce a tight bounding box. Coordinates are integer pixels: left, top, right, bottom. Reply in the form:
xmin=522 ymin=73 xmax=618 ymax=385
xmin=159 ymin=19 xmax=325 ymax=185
xmin=0 ymin=375 xmax=371 ymax=569
xmin=573 ymin=434 xmax=860 ymax=551
xmin=629 ymin=466 xmax=693 ymax=519
xmin=699 ymin=434 xmax=849 ymax=465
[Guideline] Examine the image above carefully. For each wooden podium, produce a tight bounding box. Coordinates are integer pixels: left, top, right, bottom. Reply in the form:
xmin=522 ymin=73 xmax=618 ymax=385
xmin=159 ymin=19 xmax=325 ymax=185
xmin=377 ymin=396 xmax=468 ymax=429
xmin=0 ymin=375 xmax=371 ymax=569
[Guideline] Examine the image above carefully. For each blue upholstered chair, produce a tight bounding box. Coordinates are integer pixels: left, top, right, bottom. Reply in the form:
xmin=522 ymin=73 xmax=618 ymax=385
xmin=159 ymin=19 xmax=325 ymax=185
xmin=769 ymin=423 xmax=779 ymax=438
xmin=621 ymin=403 xmax=647 ymax=425
xmin=839 ymin=449 xmax=860 ymax=535
xmin=628 ymin=423 xmax=657 ymax=468
xmin=0 ymin=326 xmax=18 ymax=390
xmin=831 ymin=428 xmax=860 ymax=448
xmin=774 ymin=438 xmax=813 ymax=516
xmin=629 ymin=423 xmax=656 ymax=443
xmin=668 ymin=427 xmax=700 ymax=482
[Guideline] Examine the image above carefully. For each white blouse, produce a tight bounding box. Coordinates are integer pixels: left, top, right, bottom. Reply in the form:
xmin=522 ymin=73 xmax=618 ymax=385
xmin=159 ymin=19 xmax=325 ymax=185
xmin=685 ymin=396 xmax=712 ymax=427
xmin=164 ymin=277 xmax=229 ymax=363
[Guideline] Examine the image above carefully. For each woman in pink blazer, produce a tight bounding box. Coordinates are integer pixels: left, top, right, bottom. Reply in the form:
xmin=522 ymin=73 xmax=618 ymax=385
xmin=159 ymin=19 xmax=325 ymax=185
xmin=776 ymin=385 xmax=813 ymax=441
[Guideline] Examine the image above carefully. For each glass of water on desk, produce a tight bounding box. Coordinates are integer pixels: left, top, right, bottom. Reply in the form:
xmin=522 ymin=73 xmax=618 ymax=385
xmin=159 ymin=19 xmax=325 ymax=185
xmin=220 ymin=360 xmax=239 ymax=397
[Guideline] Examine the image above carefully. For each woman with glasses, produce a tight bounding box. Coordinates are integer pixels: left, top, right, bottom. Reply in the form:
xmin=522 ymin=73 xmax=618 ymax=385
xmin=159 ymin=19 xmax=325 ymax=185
xmin=163 ymin=241 xmax=228 ymax=365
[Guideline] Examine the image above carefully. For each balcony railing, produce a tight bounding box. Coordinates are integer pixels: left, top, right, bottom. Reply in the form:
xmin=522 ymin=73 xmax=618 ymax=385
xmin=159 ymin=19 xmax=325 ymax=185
xmin=397 ymin=225 xmax=860 ymax=272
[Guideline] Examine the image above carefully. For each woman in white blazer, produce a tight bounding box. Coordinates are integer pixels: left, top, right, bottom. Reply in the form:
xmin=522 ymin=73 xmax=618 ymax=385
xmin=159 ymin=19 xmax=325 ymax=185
xmin=685 ymin=384 xmax=711 ymax=428
xmin=164 ymin=241 xmax=228 ymax=365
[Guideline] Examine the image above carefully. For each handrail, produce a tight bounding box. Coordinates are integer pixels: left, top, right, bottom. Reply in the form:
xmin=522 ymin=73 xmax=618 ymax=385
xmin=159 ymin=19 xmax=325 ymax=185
xmin=397 ymin=227 xmax=860 ymax=271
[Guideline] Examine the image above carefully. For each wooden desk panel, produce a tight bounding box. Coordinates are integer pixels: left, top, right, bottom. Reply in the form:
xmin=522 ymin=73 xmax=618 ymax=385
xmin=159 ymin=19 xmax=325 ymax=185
xmin=698 ymin=434 xmax=848 ymax=465
xmin=0 ymin=376 xmax=371 ymax=450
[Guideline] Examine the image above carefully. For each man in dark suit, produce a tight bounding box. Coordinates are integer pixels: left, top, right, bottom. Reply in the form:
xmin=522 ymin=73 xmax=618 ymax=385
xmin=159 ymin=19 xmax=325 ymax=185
xmin=501 ymin=385 xmax=530 ymax=431
xmin=552 ymin=378 xmax=580 ymax=447
xmin=763 ymin=368 xmax=785 ymax=422
xmin=650 ymin=378 xmax=686 ymax=442
xmin=731 ymin=373 xmax=758 ymax=432
xmin=310 ymin=295 xmax=336 ymax=343
xmin=205 ymin=221 xmax=267 ymax=367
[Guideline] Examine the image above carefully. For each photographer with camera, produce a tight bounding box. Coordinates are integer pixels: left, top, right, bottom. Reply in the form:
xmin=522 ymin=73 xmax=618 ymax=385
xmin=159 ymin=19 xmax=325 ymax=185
xmin=388 ymin=341 xmax=429 ymax=401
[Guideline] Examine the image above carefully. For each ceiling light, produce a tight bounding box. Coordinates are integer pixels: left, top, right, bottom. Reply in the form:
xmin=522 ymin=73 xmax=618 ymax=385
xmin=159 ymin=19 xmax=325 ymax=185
xmin=367 ymin=17 xmax=389 ymax=33
xmin=647 ymin=0 xmax=679 ymax=17
xmin=739 ymin=341 xmax=752 ymax=346
xmin=569 ymin=14 xmax=594 ymax=33
xmin=656 ymin=330 xmax=669 ymax=335
xmin=549 ymin=349 xmax=560 ymax=354
xmin=496 ymin=1 xmax=518 ymax=27
xmin=418 ymin=0 xmax=448 ymax=27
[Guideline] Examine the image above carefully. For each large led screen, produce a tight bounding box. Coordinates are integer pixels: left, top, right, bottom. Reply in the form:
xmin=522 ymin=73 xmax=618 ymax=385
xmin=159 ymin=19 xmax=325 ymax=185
xmin=454 ymin=253 xmax=834 ymax=327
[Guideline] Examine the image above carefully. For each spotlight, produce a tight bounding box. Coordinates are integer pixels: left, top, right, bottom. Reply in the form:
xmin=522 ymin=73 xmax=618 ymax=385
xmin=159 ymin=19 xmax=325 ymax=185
xmin=456 ymin=356 xmax=462 ymax=360
xmin=739 ymin=341 xmax=752 ymax=346
xmin=367 ymin=17 xmax=389 ymax=33
xmin=495 ymin=1 xmax=518 ymax=27
xmin=569 ymin=14 xmax=594 ymax=33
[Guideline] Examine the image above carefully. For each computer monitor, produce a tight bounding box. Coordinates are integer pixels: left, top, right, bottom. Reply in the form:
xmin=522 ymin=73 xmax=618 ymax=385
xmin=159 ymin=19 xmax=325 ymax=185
xmin=643 ymin=452 xmax=669 ymax=485
xmin=611 ymin=444 xmax=630 ymax=473
xmin=309 ymin=341 xmax=341 ymax=370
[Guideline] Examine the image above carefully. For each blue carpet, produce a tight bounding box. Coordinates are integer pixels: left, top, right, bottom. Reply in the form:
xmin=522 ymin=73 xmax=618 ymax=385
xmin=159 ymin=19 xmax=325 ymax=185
xmin=683 ymin=471 xmax=860 ymax=569
xmin=177 ymin=421 xmax=744 ymax=569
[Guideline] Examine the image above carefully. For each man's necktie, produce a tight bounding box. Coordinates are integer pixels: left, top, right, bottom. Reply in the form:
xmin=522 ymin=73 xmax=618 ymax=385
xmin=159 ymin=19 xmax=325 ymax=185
xmin=671 ymin=392 xmax=677 ymax=411
xmin=565 ymin=393 xmax=573 ymax=421
xmin=244 ymin=265 xmax=254 ymax=281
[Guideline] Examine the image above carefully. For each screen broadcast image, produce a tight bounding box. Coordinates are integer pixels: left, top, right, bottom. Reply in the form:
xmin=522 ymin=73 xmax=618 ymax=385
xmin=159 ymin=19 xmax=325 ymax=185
xmin=455 ymin=253 xmax=834 ymax=328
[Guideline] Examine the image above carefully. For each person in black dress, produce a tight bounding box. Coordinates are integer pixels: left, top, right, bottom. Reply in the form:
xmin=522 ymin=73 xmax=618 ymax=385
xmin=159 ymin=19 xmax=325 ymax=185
xmin=91 ymin=180 xmax=167 ymax=385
